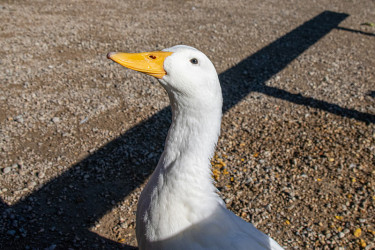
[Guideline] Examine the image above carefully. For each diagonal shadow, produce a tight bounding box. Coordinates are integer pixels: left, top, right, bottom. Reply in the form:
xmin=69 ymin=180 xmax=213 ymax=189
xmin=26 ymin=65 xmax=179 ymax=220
xmin=220 ymin=11 xmax=374 ymax=123
xmin=336 ymin=26 xmax=375 ymax=37
xmin=1 ymin=11 xmax=373 ymax=249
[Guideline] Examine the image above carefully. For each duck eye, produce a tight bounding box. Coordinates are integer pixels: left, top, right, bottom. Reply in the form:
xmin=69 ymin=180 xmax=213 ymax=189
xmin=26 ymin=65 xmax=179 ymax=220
xmin=149 ymin=55 xmax=156 ymax=59
xmin=190 ymin=58 xmax=198 ymax=64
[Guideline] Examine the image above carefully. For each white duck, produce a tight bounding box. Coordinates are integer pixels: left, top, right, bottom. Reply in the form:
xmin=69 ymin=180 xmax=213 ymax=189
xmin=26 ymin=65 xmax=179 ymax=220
xmin=107 ymin=45 xmax=283 ymax=250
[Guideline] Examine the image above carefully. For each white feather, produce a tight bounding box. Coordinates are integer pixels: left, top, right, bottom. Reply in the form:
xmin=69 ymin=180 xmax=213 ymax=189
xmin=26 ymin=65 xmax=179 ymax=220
xmin=136 ymin=45 xmax=283 ymax=250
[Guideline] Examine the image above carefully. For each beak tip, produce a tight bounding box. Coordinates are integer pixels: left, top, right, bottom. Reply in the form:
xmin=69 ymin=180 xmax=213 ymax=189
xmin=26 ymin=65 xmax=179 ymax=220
xmin=107 ymin=52 xmax=115 ymax=60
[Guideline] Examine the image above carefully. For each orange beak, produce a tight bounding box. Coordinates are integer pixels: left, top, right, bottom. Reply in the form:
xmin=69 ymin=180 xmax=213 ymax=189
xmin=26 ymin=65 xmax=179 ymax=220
xmin=107 ymin=51 xmax=173 ymax=79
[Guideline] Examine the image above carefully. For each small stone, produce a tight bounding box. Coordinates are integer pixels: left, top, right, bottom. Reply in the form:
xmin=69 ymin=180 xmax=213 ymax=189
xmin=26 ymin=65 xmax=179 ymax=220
xmin=354 ymin=228 xmax=362 ymax=237
xmin=28 ymin=181 xmax=37 ymax=188
xmin=7 ymin=230 xmax=16 ymax=236
xmin=120 ymin=222 xmax=128 ymax=229
xmin=52 ymin=117 xmax=60 ymax=123
xmin=38 ymin=172 xmax=45 ymax=179
xmin=3 ymin=167 xmax=11 ymax=174
xmin=14 ymin=115 xmax=24 ymax=123
xmin=325 ymin=232 xmax=332 ymax=239
xmin=12 ymin=220 xmax=18 ymax=227
xmin=358 ymin=239 xmax=366 ymax=248
xmin=47 ymin=244 xmax=56 ymax=250
xmin=80 ymin=117 xmax=88 ymax=124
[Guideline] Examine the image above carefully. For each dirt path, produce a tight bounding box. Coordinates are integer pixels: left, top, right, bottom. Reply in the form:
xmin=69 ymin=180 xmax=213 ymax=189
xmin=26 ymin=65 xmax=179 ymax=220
xmin=1 ymin=0 xmax=374 ymax=249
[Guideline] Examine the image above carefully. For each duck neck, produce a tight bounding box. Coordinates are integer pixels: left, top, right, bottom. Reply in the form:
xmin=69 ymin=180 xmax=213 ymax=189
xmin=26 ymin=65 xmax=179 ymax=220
xmin=137 ymin=90 xmax=223 ymax=243
xmin=159 ymin=92 xmax=222 ymax=189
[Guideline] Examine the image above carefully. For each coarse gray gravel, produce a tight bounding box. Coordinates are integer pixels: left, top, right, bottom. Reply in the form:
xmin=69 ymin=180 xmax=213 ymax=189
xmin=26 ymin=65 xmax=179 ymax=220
xmin=0 ymin=0 xmax=374 ymax=249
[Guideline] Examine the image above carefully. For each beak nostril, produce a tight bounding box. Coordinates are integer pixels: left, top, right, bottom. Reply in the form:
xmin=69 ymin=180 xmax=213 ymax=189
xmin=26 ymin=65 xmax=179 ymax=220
xmin=149 ymin=55 xmax=156 ymax=59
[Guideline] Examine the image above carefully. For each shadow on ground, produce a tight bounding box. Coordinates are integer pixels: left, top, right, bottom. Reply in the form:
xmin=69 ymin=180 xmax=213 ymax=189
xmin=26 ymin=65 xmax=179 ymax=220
xmin=1 ymin=11 xmax=373 ymax=249
xmin=336 ymin=26 xmax=375 ymax=37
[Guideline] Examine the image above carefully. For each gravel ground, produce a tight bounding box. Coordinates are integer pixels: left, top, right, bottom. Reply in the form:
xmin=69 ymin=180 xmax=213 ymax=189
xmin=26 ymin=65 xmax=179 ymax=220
xmin=1 ymin=0 xmax=375 ymax=249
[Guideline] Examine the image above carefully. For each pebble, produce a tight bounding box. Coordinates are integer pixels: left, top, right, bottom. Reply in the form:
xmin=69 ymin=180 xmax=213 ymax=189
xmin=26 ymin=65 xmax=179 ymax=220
xmin=28 ymin=181 xmax=37 ymax=188
xmin=14 ymin=115 xmax=24 ymax=123
xmin=7 ymin=230 xmax=16 ymax=236
xmin=80 ymin=117 xmax=88 ymax=124
xmin=52 ymin=117 xmax=60 ymax=123
xmin=47 ymin=244 xmax=56 ymax=250
xmin=325 ymin=232 xmax=332 ymax=239
xmin=120 ymin=222 xmax=128 ymax=229
xmin=2 ymin=166 xmax=12 ymax=174
xmin=359 ymin=218 xmax=366 ymax=223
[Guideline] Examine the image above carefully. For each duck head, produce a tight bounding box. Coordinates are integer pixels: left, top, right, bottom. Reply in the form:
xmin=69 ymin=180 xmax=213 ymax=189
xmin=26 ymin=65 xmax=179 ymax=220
xmin=107 ymin=45 xmax=222 ymax=108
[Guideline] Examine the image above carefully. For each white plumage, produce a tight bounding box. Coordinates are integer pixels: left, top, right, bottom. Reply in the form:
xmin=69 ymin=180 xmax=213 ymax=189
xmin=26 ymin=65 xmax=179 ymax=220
xmin=108 ymin=45 xmax=283 ymax=250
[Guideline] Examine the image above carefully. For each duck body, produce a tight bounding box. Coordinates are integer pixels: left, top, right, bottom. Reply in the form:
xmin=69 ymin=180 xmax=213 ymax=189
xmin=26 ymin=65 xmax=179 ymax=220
xmin=108 ymin=45 xmax=283 ymax=250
